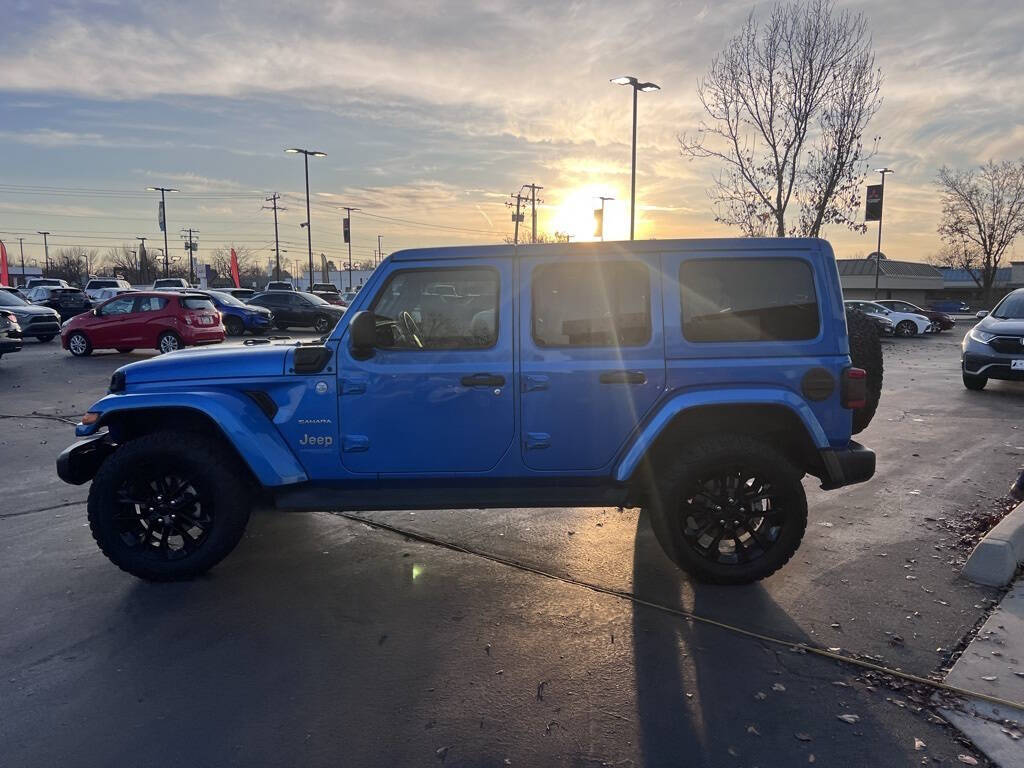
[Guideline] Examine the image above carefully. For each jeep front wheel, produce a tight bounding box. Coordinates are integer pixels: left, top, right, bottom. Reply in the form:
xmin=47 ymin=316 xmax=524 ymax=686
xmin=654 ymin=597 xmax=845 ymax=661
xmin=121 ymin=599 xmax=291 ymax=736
xmin=87 ymin=431 xmax=252 ymax=581
xmin=647 ymin=436 xmax=807 ymax=585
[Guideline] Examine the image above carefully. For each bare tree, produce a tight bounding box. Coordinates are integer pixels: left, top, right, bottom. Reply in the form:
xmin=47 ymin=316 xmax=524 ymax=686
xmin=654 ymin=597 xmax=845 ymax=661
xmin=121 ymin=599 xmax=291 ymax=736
xmin=48 ymin=248 xmax=97 ymax=286
xmin=679 ymin=0 xmax=883 ymax=237
xmin=936 ymin=159 xmax=1024 ymax=302
xmin=103 ymin=244 xmax=144 ymax=284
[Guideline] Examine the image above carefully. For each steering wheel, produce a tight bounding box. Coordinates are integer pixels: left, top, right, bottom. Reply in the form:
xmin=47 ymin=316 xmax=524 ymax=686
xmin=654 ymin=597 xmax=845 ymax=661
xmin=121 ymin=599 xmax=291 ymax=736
xmin=399 ymin=311 xmax=424 ymax=349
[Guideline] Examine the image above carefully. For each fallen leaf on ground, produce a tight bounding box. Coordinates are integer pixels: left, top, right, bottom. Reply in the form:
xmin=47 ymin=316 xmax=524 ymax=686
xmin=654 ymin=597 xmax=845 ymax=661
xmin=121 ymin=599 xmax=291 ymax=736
xmin=957 ymin=755 xmax=978 ymax=765
xmin=795 ymin=732 xmax=812 ymax=742
xmin=914 ymin=738 xmax=926 ymax=751
xmin=837 ymin=714 xmax=860 ymax=724
xmin=772 ymin=683 xmax=786 ymax=692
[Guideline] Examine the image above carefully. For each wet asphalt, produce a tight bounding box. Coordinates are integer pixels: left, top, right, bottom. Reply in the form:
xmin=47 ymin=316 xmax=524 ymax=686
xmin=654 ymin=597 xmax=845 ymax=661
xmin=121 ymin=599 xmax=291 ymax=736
xmin=2 ymin=326 xmax=1022 ymax=767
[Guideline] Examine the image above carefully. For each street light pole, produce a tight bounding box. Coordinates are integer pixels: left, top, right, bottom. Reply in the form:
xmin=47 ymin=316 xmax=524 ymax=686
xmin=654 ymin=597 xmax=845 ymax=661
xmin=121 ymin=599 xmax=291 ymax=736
xmin=285 ymin=148 xmax=327 ymax=293
xmin=340 ymin=206 xmax=360 ymax=290
xmin=18 ymin=237 xmax=25 ymax=284
xmin=597 ymin=196 xmax=614 ymax=241
xmin=611 ymin=76 xmax=660 ymax=240
xmin=147 ymin=186 xmax=178 ymax=278
xmin=377 ymin=234 xmax=383 ymax=266
xmin=37 ymin=231 xmax=50 ymax=275
xmin=873 ymin=167 xmax=894 ymax=300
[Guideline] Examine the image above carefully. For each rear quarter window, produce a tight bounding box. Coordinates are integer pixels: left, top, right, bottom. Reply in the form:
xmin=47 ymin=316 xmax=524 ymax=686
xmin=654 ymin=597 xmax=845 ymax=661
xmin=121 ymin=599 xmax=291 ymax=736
xmin=680 ymin=258 xmax=819 ymax=342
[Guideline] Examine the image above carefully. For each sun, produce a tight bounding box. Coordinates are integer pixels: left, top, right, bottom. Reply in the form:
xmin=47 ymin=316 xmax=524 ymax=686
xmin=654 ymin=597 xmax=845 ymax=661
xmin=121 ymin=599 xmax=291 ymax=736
xmin=548 ymin=186 xmax=629 ymax=242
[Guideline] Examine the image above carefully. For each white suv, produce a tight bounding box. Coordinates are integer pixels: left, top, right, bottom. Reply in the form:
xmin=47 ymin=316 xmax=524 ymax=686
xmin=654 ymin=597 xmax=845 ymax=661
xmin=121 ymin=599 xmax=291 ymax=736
xmin=85 ymin=277 xmax=132 ymax=301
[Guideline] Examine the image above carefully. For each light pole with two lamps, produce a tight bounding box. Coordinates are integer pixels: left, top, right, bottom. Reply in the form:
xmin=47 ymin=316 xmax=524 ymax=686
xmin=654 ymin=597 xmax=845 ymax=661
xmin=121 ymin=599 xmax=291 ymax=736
xmin=610 ymin=76 xmax=660 ymax=240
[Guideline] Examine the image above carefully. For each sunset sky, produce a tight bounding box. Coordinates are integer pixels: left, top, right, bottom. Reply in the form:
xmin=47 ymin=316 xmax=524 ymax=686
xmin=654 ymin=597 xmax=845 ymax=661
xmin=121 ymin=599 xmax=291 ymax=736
xmin=3 ymin=0 xmax=1024 ymax=270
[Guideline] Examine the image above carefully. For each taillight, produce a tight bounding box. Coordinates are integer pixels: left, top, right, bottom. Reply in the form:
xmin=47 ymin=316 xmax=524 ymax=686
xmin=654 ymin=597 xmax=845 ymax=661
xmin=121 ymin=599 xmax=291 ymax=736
xmin=842 ymin=367 xmax=867 ymax=409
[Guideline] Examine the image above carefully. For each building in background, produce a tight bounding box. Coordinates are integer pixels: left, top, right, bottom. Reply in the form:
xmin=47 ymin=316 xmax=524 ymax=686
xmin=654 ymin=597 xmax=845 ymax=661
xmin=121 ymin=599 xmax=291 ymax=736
xmin=837 ymin=257 xmax=1024 ymax=308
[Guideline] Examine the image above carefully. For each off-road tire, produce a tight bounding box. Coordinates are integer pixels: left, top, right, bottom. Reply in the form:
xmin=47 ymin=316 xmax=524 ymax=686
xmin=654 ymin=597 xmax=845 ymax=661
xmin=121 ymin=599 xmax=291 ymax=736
xmin=67 ymin=331 xmax=92 ymax=357
xmin=224 ymin=316 xmax=245 ymax=337
xmin=646 ymin=436 xmax=808 ymax=585
xmin=87 ymin=431 xmax=252 ymax=581
xmin=962 ymin=372 xmax=987 ymax=391
xmin=845 ymin=308 xmax=883 ymax=435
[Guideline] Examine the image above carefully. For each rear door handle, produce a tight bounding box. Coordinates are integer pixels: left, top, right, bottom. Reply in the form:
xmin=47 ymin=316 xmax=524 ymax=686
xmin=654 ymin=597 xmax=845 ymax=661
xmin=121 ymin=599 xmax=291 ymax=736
xmin=599 ymin=370 xmax=646 ymax=385
xmin=461 ymin=373 xmax=505 ymax=387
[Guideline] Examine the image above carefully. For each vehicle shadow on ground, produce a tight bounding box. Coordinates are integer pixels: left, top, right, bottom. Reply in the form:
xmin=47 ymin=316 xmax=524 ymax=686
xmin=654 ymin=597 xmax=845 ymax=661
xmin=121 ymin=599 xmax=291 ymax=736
xmin=630 ymin=512 xmax=936 ymax=767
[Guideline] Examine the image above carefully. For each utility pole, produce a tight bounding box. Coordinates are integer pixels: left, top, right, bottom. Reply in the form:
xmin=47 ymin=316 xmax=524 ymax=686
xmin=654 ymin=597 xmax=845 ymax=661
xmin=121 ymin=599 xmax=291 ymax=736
xmin=506 ymin=191 xmax=529 ymax=245
xmin=18 ymin=237 xmax=25 ymax=284
xmin=136 ymin=237 xmax=147 ymax=284
xmin=37 ymin=231 xmax=50 ymax=275
xmin=340 ymin=206 xmax=360 ymax=290
xmin=521 ymin=184 xmax=544 ymax=243
xmin=596 ymin=196 xmax=614 ymax=241
xmin=147 ymin=186 xmax=178 ymax=277
xmin=263 ymin=193 xmax=285 ymax=281
xmin=180 ymin=228 xmax=199 ymax=286
xmin=872 ymin=168 xmax=894 ymax=299
xmin=377 ymin=234 xmax=383 ymax=266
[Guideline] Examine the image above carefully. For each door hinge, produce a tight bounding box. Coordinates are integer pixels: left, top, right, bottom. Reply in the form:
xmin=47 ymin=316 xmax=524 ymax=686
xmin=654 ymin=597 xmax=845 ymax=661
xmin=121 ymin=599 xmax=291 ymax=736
xmin=521 ymin=374 xmax=549 ymax=393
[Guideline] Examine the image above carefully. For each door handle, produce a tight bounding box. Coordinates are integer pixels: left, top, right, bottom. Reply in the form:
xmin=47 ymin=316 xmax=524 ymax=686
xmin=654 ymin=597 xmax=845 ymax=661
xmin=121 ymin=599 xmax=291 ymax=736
xmin=599 ymin=370 xmax=646 ymax=385
xmin=461 ymin=373 xmax=506 ymax=387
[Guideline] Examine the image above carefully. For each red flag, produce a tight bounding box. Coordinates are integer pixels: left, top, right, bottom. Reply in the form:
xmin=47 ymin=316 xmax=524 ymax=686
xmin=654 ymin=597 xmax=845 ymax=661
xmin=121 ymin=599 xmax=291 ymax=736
xmin=229 ymin=248 xmax=240 ymax=288
xmin=0 ymin=240 xmax=9 ymax=287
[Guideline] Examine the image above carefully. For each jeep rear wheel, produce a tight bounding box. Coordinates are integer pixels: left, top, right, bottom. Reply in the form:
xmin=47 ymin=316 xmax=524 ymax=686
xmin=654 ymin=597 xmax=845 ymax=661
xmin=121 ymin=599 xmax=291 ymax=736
xmin=845 ymin=308 xmax=883 ymax=435
xmin=647 ymin=436 xmax=807 ymax=585
xmin=87 ymin=432 xmax=251 ymax=581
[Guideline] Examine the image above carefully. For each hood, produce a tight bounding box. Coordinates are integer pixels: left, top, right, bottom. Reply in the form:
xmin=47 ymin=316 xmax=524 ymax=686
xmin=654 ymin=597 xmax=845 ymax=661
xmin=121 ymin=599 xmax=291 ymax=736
xmin=121 ymin=343 xmax=293 ymax=385
xmin=980 ymin=316 xmax=1024 ymax=336
xmin=9 ymin=303 xmax=60 ymax=318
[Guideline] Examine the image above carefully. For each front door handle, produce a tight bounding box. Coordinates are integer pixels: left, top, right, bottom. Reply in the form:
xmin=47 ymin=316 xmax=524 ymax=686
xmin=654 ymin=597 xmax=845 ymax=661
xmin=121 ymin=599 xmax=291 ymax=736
xmin=461 ymin=373 xmax=506 ymax=387
xmin=599 ymin=370 xmax=647 ymax=385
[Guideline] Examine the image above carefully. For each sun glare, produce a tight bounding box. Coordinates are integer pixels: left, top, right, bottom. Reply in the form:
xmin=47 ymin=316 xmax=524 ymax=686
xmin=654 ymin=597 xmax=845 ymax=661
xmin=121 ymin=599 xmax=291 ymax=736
xmin=549 ymin=187 xmax=629 ymax=241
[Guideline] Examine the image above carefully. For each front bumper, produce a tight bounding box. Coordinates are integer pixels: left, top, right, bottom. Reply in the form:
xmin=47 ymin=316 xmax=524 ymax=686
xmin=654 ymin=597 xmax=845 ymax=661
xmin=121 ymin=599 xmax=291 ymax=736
xmin=56 ymin=433 xmax=116 ymax=485
xmin=818 ymin=440 xmax=876 ymax=490
xmin=0 ymin=336 xmax=23 ymax=355
xmin=244 ymin=313 xmax=273 ymax=330
xmin=963 ymin=338 xmax=1024 ymax=381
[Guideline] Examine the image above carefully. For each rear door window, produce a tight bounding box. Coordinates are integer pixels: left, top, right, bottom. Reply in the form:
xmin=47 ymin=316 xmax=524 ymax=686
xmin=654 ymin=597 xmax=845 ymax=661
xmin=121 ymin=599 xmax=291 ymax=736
xmin=680 ymin=258 xmax=819 ymax=342
xmin=532 ymin=262 xmax=651 ymax=347
xmin=136 ymin=296 xmax=168 ymax=312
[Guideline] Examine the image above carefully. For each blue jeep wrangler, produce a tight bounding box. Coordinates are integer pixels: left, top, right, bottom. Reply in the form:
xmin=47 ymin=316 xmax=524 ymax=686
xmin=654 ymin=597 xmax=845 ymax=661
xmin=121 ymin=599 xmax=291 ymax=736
xmin=57 ymin=239 xmax=878 ymax=584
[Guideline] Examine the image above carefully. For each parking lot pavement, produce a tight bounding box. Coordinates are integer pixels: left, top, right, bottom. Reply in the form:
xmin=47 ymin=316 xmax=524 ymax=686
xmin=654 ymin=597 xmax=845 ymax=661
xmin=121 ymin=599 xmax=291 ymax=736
xmin=2 ymin=328 xmax=1022 ymax=766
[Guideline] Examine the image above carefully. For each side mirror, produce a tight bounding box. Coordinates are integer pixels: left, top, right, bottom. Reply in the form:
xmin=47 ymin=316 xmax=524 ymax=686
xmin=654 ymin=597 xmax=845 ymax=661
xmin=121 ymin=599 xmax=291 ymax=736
xmin=348 ymin=310 xmax=376 ymax=359
xmin=976 ymin=310 xmax=989 ymax=319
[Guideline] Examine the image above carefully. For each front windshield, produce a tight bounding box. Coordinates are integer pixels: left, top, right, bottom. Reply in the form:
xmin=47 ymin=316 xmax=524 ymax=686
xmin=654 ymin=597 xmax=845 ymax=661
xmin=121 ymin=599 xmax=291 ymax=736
xmin=992 ymin=292 xmax=1024 ymax=319
xmin=207 ymin=290 xmax=246 ymax=307
xmin=0 ymin=291 xmax=28 ymax=306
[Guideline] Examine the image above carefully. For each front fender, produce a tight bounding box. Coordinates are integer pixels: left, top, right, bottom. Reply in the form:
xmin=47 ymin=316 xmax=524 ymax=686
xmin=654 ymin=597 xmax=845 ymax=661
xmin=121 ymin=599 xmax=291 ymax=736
xmin=76 ymin=391 xmax=308 ymax=486
xmin=614 ymin=388 xmax=829 ymax=483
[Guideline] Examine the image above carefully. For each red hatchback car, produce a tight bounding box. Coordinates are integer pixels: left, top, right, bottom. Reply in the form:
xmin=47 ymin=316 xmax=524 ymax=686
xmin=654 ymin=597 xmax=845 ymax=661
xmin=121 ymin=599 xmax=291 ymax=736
xmin=61 ymin=292 xmax=225 ymax=356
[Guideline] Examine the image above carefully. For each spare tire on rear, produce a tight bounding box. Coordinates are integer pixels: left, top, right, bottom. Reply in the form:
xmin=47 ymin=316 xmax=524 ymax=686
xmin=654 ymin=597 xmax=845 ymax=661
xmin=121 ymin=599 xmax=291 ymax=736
xmin=845 ymin=308 xmax=883 ymax=434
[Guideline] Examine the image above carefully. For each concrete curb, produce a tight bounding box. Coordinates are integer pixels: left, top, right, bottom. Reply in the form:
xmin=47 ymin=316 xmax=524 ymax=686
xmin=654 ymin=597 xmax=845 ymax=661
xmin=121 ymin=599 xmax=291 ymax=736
xmin=962 ymin=501 xmax=1024 ymax=587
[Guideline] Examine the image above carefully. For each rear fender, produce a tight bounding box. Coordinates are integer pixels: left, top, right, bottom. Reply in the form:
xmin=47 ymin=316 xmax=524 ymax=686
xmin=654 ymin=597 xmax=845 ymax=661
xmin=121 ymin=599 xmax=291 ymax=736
xmin=76 ymin=391 xmax=308 ymax=486
xmin=615 ymin=387 xmax=829 ymax=483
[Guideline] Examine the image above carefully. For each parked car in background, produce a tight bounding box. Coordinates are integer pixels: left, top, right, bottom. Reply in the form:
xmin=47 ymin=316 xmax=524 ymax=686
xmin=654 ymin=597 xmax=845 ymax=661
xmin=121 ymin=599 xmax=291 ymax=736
xmin=186 ymin=289 xmax=273 ymax=336
xmin=876 ymin=300 xmax=955 ymax=331
xmin=25 ymin=277 xmax=70 ymax=290
xmin=221 ymin=287 xmax=256 ymax=302
xmin=844 ymin=299 xmax=931 ymax=337
xmin=61 ymin=292 xmax=225 ymax=356
xmin=962 ymin=288 xmax=1024 ymax=390
xmin=930 ymin=299 xmax=970 ymax=314
xmin=848 ymin=303 xmax=894 ymax=336
xmin=85 ymin=277 xmax=133 ymax=301
xmin=91 ymin=286 xmax=137 ymax=303
xmin=340 ymin=290 xmax=358 ymax=304
xmin=1 ymin=285 xmax=28 ymax=299
xmin=0 ymin=310 xmax=23 ymax=359
xmin=310 ymin=282 xmax=345 ymax=305
xmin=248 ymin=290 xmax=345 ymax=333
xmin=264 ymin=281 xmax=294 ymax=291
xmin=152 ymin=278 xmax=191 ymax=291
xmin=0 ymin=289 xmax=62 ymax=342
xmin=25 ymin=285 xmax=91 ymax=321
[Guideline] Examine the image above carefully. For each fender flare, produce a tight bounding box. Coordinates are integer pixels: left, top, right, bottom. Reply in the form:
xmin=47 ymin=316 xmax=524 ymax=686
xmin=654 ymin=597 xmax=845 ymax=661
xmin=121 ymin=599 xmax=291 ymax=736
xmin=76 ymin=391 xmax=308 ymax=487
xmin=614 ymin=388 xmax=829 ymax=483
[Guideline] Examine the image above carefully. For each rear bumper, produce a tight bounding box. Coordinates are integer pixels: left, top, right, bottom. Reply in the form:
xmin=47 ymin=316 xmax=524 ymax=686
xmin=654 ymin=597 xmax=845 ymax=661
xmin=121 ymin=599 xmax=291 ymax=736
xmin=818 ymin=440 xmax=875 ymax=490
xmin=180 ymin=327 xmax=226 ymax=345
xmin=56 ymin=433 xmax=116 ymax=485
